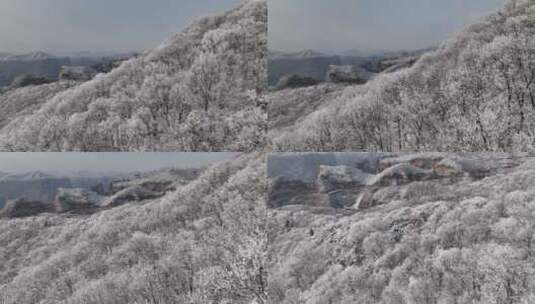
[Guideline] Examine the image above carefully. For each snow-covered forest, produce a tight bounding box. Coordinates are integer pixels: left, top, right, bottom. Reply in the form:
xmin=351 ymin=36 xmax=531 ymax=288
xmin=0 ymin=0 xmax=267 ymax=152
xmin=268 ymin=152 xmax=535 ymax=303
xmin=270 ymin=0 xmax=535 ymax=152
xmin=3 ymin=0 xmax=535 ymax=303
xmin=0 ymin=154 xmax=267 ymax=303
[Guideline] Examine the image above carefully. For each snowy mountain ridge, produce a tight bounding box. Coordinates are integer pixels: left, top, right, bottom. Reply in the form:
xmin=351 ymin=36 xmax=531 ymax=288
xmin=270 ymin=0 xmax=535 ymax=152
xmin=0 ymin=0 xmax=267 ymax=152
xmin=0 ymin=153 xmax=267 ymax=303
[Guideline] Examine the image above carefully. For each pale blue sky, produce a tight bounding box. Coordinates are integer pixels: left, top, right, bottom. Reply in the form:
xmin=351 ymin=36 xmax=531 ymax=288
xmin=0 ymin=0 xmax=240 ymax=54
xmin=269 ymin=0 xmax=507 ymax=53
xmin=0 ymin=153 xmax=239 ymax=173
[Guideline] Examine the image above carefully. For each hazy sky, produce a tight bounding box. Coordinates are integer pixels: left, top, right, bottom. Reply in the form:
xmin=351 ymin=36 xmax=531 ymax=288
xmin=0 ymin=0 xmax=240 ymax=54
xmin=0 ymin=153 xmax=239 ymax=174
xmin=269 ymin=0 xmax=507 ymax=53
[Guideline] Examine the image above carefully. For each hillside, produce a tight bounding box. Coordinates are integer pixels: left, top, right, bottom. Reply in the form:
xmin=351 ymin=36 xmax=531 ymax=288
xmin=270 ymin=0 xmax=535 ymax=152
xmin=0 ymin=0 xmax=267 ymax=152
xmin=0 ymin=154 xmax=267 ymax=303
xmin=267 ymin=152 xmax=535 ymax=303
xmin=0 ymin=81 xmax=78 ymax=130
xmin=268 ymin=83 xmax=351 ymax=131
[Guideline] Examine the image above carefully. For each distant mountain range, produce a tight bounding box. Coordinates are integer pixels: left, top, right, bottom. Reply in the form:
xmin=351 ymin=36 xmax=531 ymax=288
xmin=268 ymin=48 xmax=432 ymax=87
xmin=0 ymin=167 xmax=201 ymax=210
xmin=268 ymin=50 xmax=366 ymax=86
xmin=0 ymin=171 xmax=116 ymax=209
xmin=0 ymin=167 xmax=200 ymax=215
xmin=0 ymin=51 xmax=136 ymax=88
xmin=0 ymin=51 xmax=55 ymax=61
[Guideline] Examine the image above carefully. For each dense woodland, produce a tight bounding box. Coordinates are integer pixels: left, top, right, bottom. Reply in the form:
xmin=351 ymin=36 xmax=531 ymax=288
xmin=0 ymin=154 xmax=267 ymax=303
xmin=0 ymin=0 xmax=267 ymax=152
xmin=3 ymin=0 xmax=535 ymax=303
xmin=271 ymin=0 xmax=535 ymax=152
xmin=268 ymin=153 xmax=535 ymax=304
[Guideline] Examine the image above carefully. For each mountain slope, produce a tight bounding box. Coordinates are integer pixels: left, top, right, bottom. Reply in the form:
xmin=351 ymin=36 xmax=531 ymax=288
xmin=0 ymin=154 xmax=267 ymax=303
xmin=0 ymin=0 xmax=267 ymax=152
xmin=268 ymin=152 xmax=535 ymax=303
xmin=0 ymin=81 xmax=78 ymax=130
xmin=270 ymin=0 xmax=535 ymax=152
xmin=268 ymin=83 xmax=350 ymax=131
